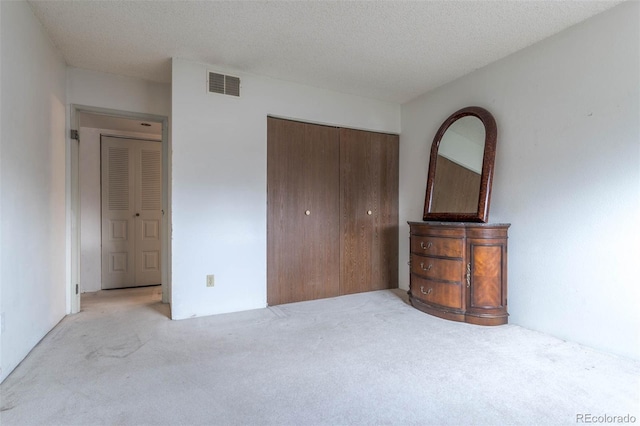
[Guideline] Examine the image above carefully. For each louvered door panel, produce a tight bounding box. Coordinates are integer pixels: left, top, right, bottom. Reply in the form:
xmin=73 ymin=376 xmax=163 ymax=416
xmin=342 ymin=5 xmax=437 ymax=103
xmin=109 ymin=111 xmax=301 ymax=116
xmin=101 ymin=139 xmax=135 ymax=288
xmin=135 ymin=141 xmax=162 ymax=285
xmin=108 ymin=147 xmax=130 ymax=210
xmin=141 ymin=149 xmax=161 ymax=210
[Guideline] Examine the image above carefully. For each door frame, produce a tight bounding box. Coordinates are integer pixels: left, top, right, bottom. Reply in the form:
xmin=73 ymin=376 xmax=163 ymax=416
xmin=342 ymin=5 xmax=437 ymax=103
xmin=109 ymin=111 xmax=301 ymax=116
xmin=68 ymin=104 xmax=171 ymax=312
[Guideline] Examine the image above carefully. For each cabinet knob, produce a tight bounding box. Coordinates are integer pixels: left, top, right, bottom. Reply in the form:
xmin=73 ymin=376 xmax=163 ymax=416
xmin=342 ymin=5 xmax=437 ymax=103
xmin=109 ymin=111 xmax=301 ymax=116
xmin=305 ymin=210 xmax=311 ymax=216
xmin=367 ymin=210 xmax=372 ymax=215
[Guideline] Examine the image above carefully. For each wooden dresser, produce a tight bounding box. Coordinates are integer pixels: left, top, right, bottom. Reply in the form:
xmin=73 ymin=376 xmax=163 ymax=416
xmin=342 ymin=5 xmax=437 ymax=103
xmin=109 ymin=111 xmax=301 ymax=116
xmin=408 ymin=221 xmax=510 ymax=326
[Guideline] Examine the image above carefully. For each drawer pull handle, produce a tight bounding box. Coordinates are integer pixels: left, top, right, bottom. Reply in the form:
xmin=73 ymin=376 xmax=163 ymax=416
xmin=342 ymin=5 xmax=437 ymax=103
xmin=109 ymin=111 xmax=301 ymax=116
xmin=420 ymin=286 xmax=432 ymax=295
xmin=420 ymin=262 xmax=432 ymax=271
xmin=466 ymin=262 xmax=471 ymax=287
xmin=420 ymin=241 xmax=433 ymax=250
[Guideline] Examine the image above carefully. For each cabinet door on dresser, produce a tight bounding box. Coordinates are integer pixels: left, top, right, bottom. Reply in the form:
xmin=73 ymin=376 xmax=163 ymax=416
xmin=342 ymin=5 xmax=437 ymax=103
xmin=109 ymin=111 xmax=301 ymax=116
xmin=464 ymin=227 xmax=509 ymax=326
xmin=340 ymin=128 xmax=399 ymax=294
xmin=267 ymin=118 xmax=341 ymax=305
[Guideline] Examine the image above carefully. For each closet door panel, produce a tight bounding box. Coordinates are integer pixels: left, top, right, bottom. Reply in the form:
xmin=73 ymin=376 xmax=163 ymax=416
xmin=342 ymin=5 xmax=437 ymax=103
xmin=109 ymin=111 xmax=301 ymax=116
xmin=340 ymin=129 xmax=399 ymax=294
xmin=302 ymin=123 xmax=341 ymax=302
xmin=340 ymin=129 xmax=374 ymax=295
xmin=375 ymin=133 xmax=399 ymax=291
xmin=267 ymin=118 xmax=340 ymax=305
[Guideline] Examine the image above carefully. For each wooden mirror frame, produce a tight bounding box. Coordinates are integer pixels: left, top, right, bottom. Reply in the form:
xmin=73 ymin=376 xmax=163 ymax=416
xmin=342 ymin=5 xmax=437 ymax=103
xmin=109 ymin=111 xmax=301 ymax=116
xmin=423 ymin=106 xmax=497 ymax=223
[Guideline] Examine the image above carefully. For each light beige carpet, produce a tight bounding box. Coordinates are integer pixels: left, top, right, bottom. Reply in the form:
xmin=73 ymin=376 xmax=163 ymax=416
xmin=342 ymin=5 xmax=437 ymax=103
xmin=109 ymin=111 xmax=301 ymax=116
xmin=1 ymin=286 xmax=638 ymax=425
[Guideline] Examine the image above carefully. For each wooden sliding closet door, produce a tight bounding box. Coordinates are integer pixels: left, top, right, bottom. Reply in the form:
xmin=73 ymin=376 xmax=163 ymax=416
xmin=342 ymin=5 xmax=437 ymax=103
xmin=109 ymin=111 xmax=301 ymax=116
xmin=340 ymin=129 xmax=399 ymax=294
xmin=267 ymin=118 xmax=340 ymax=305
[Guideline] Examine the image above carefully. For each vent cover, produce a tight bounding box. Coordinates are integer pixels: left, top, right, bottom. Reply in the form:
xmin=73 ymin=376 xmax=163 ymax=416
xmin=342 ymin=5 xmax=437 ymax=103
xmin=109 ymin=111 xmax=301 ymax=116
xmin=208 ymin=72 xmax=241 ymax=97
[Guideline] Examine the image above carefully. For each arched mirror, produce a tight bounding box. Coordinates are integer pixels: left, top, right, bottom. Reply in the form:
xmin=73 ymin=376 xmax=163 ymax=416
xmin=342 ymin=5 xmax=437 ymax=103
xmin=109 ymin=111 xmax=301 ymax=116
xmin=423 ymin=106 xmax=497 ymax=222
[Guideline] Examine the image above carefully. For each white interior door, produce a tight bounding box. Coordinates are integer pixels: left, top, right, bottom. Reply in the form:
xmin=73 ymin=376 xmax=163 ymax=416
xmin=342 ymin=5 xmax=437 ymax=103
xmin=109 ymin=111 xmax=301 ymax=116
xmin=101 ymin=136 xmax=162 ymax=289
xmin=135 ymin=143 xmax=162 ymax=285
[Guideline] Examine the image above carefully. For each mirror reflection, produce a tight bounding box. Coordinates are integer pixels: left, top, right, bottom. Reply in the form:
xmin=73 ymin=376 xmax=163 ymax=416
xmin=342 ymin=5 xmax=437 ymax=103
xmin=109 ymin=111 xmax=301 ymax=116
xmin=431 ymin=116 xmax=485 ymax=213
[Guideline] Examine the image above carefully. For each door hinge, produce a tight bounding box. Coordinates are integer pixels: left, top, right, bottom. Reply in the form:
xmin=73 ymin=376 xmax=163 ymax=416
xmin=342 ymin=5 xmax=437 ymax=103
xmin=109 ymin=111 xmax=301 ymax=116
xmin=75 ymin=284 xmax=79 ymax=295
xmin=70 ymin=129 xmax=79 ymax=140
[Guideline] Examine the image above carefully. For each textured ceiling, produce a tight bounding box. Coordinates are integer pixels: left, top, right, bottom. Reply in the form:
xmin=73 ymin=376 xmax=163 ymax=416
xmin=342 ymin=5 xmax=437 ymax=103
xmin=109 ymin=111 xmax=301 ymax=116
xmin=28 ymin=1 xmax=623 ymax=103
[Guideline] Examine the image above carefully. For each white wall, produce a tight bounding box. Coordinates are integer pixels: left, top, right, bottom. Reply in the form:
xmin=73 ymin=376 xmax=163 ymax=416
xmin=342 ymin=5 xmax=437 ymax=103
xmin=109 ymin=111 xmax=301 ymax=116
xmin=171 ymin=58 xmax=400 ymax=319
xmin=0 ymin=1 xmax=68 ymax=382
xmin=67 ymin=68 xmax=171 ymax=117
xmin=400 ymin=2 xmax=639 ymax=359
xmin=79 ymin=128 xmax=161 ymax=293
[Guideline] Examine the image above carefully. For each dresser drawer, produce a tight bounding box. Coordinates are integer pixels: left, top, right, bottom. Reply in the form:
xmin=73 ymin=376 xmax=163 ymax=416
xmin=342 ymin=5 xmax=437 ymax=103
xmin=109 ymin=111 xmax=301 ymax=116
xmin=410 ymin=236 xmax=463 ymax=258
xmin=411 ymin=275 xmax=463 ymax=309
xmin=410 ymin=255 xmax=462 ymax=282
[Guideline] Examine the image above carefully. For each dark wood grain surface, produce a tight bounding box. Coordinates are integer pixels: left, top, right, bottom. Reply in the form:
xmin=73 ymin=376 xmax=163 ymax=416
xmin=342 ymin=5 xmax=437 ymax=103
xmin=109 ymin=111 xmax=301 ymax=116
xmin=268 ymin=118 xmax=399 ymax=305
xmin=340 ymin=128 xmax=399 ymax=295
xmin=267 ymin=117 xmax=340 ymax=305
xmin=408 ymin=221 xmax=509 ymax=325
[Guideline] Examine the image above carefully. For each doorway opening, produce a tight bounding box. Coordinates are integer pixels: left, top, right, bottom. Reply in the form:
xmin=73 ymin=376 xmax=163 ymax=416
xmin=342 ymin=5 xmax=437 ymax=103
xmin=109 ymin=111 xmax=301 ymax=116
xmin=70 ymin=105 xmax=170 ymax=315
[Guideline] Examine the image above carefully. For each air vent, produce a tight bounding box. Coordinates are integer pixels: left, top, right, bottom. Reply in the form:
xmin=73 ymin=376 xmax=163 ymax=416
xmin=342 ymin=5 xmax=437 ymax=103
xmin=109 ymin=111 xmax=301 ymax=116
xmin=208 ymin=72 xmax=241 ymax=97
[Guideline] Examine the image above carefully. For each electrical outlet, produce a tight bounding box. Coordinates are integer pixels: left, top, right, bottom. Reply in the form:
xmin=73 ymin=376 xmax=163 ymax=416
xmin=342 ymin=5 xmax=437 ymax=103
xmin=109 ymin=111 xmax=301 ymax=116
xmin=206 ymin=275 xmax=215 ymax=287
